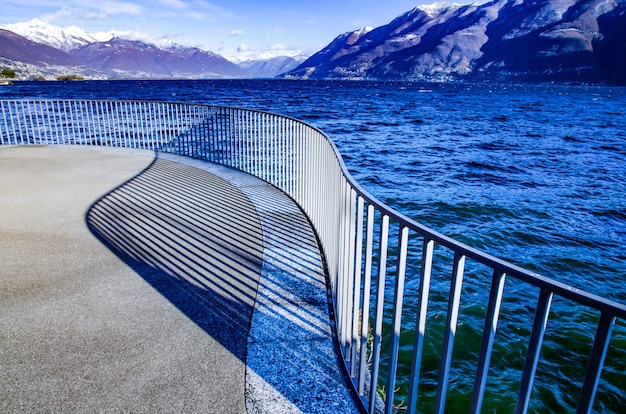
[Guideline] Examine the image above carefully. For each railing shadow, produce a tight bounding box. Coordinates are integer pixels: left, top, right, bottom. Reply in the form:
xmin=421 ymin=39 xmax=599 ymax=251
xmin=86 ymin=155 xmax=358 ymax=413
xmin=87 ymin=157 xmax=264 ymax=361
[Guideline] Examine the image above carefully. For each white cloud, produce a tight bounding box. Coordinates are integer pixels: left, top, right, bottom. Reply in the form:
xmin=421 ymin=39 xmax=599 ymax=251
xmin=85 ymin=3 xmax=144 ymax=19
xmin=223 ymin=42 xmax=307 ymax=62
xmin=40 ymin=6 xmax=73 ymax=22
xmin=230 ymin=29 xmax=243 ymax=37
xmin=266 ymin=27 xmax=283 ymax=37
xmin=269 ymin=43 xmax=288 ymax=51
xmin=41 ymin=2 xmax=143 ymax=22
xmin=156 ymin=0 xmax=187 ymax=9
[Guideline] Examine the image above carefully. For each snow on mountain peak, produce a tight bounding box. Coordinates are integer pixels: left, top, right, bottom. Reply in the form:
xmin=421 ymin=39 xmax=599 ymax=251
xmin=355 ymin=26 xmax=374 ymax=36
xmin=1 ymin=19 xmax=178 ymax=52
xmin=416 ymin=2 xmax=463 ymax=18
xmin=2 ymin=18 xmax=98 ymax=51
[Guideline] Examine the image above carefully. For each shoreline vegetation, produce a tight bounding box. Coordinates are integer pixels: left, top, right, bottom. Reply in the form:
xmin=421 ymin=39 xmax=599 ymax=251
xmin=56 ymin=74 xmax=84 ymax=81
xmin=1 ymin=68 xmax=15 ymax=85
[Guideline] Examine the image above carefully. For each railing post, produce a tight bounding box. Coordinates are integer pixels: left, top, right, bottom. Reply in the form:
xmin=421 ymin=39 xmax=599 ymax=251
xmin=515 ymin=288 xmax=553 ymax=414
xmin=434 ymin=252 xmax=466 ymax=414
xmin=407 ymin=238 xmax=435 ymax=414
xmin=369 ymin=214 xmax=389 ymax=414
xmin=385 ymin=225 xmax=410 ymax=414
xmin=470 ymin=270 xmax=507 ymax=413
xmin=576 ymin=312 xmax=615 ymax=414
xmin=351 ymin=195 xmax=365 ymax=378
xmin=358 ymin=203 xmax=375 ymax=396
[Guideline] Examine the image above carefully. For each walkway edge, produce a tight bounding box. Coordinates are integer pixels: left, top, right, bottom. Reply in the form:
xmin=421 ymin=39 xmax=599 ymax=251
xmin=158 ymin=153 xmax=360 ymax=414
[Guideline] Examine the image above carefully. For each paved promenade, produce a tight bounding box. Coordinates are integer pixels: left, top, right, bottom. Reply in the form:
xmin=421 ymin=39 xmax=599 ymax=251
xmin=0 ymin=146 xmax=358 ymax=413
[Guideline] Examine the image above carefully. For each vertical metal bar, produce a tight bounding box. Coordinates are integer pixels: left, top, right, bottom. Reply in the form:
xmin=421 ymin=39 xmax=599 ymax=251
xmin=231 ymin=108 xmax=236 ymax=166
xmin=273 ymin=115 xmax=278 ymax=184
xmin=337 ymin=179 xmax=346 ymax=347
xmin=129 ymin=101 xmax=136 ymax=148
xmin=120 ymin=101 xmax=127 ymax=147
xmin=104 ymin=101 xmax=113 ymax=146
xmin=87 ymin=101 xmax=96 ymax=144
xmin=80 ymin=101 xmax=90 ymax=145
xmin=18 ymin=101 xmax=27 ymax=144
xmin=515 ymin=288 xmax=554 ymax=414
xmin=63 ymin=101 xmax=76 ymax=144
xmin=407 ymin=238 xmax=435 ymax=414
xmin=238 ymin=110 xmax=244 ymax=169
xmin=369 ymin=214 xmax=390 ymax=414
xmin=384 ymin=225 xmax=410 ymax=414
xmin=281 ymin=117 xmax=287 ymax=190
xmin=25 ymin=101 xmax=34 ymax=144
xmin=351 ymin=196 xmax=365 ymax=379
xmin=267 ymin=113 xmax=273 ymax=181
xmin=261 ymin=113 xmax=267 ymax=180
xmin=32 ymin=101 xmax=42 ymax=143
xmin=286 ymin=118 xmax=292 ymax=196
xmin=47 ymin=101 xmax=55 ymax=145
xmin=1 ymin=101 xmax=9 ymax=144
xmin=159 ymin=102 xmax=167 ymax=149
xmin=119 ymin=101 xmax=127 ymax=147
xmin=74 ymin=100 xmax=81 ymax=144
xmin=84 ymin=101 xmax=92 ymax=145
xmin=11 ymin=100 xmax=18 ymax=144
xmin=141 ymin=102 xmax=150 ymax=149
xmin=251 ymin=112 xmax=261 ymax=177
xmin=346 ymin=189 xmax=358 ymax=375
xmin=57 ymin=101 xmax=65 ymax=145
xmin=470 ymin=270 xmax=507 ymax=413
xmin=211 ymin=107 xmax=218 ymax=163
xmin=1 ymin=101 xmax=8 ymax=143
xmin=358 ymin=203 xmax=375 ymax=395
xmin=576 ymin=313 xmax=616 ymax=414
xmin=97 ymin=101 xmax=105 ymax=145
xmin=298 ymin=122 xmax=304 ymax=205
xmin=434 ymin=252 xmax=467 ymax=414
xmin=276 ymin=116 xmax=281 ymax=187
xmin=339 ymin=182 xmax=352 ymax=351
xmin=77 ymin=101 xmax=90 ymax=145
xmin=231 ymin=108 xmax=237 ymax=165
xmin=75 ymin=100 xmax=84 ymax=144
xmin=162 ymin=103 xmax=170 ymax=151
xmin=243 ymin=109 xmax=248 ymax=169
xmin=95 ymin=101 xmax=103 ymax=145
xmin=8 ymin=101 xmax=18 ymax=144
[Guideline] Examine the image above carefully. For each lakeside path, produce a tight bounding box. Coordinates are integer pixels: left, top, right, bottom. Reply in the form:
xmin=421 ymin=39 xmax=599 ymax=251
xmin=0 ymin=146 xmax=358 ymax=413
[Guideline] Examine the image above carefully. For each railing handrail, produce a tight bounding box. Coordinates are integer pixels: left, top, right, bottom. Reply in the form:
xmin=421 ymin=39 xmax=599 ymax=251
xmin=2 ymin=99 xmax=623 ymax=413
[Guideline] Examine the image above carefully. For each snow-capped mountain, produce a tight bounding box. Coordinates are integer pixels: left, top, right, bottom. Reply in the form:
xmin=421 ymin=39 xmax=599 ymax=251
xmin=0 ymin=29 xmax=82 ymax=66
xmin=0 ymin=20 xmax=253 ymax=79
xmin=284 ymin=0 xmax=626 ymax=84
xmin=68 ymin=38 xmax=250 ymax=78
xmin=0 ymin=19 xmax=101 ymax=52
xmin=239 ymin=56 xmax=308 ymax=78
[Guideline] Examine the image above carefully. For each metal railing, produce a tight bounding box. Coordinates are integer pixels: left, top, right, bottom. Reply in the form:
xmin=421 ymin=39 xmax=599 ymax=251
xmin=1 ymin=99 xmax=624 ymax=413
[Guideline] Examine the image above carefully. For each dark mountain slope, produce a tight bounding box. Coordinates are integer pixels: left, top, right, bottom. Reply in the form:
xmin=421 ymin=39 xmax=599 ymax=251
xmin=0 ymin=29 xmax=81 ymax=66
xmin=283 ymin=0 xmax=626 ymax=84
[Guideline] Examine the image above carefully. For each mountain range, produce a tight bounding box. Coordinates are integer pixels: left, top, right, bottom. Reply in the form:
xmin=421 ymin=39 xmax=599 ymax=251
xmin=284 ymin=0 xmax=626 ymax=84
xmin=0 ymin=19 xmax=300 ymax=79
xmin=1 ymin=0 xmax=625 ymax=83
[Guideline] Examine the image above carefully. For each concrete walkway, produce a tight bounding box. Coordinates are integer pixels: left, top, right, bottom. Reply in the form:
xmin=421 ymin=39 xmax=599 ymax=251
xmin=0 ymin=146 xmax=358 ymax=413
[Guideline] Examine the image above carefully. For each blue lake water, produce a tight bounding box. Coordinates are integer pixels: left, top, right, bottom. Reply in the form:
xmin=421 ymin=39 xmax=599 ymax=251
xmin=3 ymin=79 xmax=625 ymax=411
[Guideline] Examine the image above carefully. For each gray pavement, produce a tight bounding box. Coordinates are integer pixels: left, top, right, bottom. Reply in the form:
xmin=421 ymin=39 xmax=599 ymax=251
xmin=0 ymin=146 xmax=358 ymax=413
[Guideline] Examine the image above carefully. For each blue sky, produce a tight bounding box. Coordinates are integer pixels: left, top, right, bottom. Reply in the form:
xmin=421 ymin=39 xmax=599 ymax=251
xmin=3 ymin=0 xmax=477 ymax=61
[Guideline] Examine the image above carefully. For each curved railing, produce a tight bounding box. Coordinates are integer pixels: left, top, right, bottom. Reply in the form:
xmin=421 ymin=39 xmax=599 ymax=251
xmin=1 ymin=100 xmax=625 ymax=413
